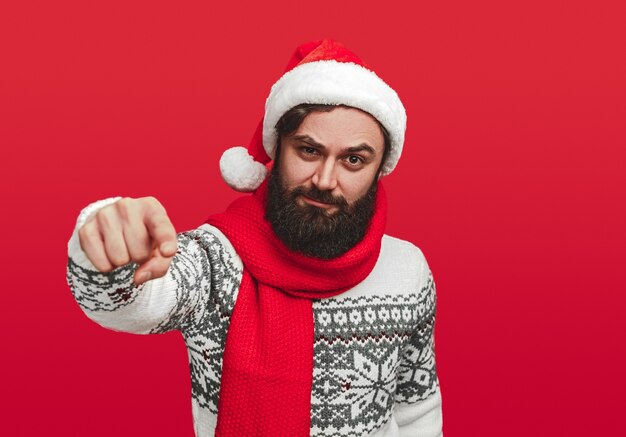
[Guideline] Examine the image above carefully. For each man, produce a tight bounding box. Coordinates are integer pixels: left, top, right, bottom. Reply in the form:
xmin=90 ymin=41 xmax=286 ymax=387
xmin=67 ymin=40 xmax=443 ymax=436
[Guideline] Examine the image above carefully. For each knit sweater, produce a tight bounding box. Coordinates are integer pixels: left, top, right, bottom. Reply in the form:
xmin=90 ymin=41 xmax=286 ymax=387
xmin=66 ymin=198 xmax=443 ymax=437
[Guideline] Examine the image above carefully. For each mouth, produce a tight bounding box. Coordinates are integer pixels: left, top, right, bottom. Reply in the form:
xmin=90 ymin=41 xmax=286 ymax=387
xmin=299 ymin=195 xmax=338 ymax=212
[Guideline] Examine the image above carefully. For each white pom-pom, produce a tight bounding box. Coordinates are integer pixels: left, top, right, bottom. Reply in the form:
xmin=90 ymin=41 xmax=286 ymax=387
xmin=219 ymin=146 xmax=268 ymax=192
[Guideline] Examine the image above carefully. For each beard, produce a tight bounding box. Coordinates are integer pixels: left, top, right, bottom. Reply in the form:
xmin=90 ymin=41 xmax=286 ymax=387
xmin=265 ymin=166 xmax=378 ymax=259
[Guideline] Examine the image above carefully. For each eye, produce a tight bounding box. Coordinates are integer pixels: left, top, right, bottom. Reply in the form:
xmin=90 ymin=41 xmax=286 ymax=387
xmin=298 ymin=146 xmax=320 ymax=157
xmin=345 ymin=155 xmax=364 ymax=166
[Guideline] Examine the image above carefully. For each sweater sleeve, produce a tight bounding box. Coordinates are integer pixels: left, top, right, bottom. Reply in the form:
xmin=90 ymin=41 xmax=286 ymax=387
xmin=393 ymin=260 xmax=443 ymax=436
xmin=66 ymin=198 xmax=236 ymax=335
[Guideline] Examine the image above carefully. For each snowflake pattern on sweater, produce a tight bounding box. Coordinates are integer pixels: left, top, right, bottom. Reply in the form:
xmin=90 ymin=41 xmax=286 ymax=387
xmin=310 ymin=279 xmax=438 ymax=436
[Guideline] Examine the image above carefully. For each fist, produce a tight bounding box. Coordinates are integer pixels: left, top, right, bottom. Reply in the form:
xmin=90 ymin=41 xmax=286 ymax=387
xmin=78 ymin=197 xmax=178 ymax=285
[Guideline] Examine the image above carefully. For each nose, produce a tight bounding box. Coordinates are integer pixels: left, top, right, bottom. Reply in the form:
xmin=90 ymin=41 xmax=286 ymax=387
xmin=311 ymin=159 xmax=338 ymax=191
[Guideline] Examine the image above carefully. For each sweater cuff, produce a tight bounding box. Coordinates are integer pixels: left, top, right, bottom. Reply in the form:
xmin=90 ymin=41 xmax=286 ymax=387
xmin=68 ymin=197 xmax=122 ymax=270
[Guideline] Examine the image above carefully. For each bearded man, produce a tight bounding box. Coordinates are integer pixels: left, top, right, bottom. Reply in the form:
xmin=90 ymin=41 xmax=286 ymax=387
xmin=67 ymin=40 xmax=443 ymax=437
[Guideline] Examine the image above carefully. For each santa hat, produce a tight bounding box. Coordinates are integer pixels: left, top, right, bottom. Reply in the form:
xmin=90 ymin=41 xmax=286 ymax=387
xmin=220 ymin=39 xmax=407 ymax=192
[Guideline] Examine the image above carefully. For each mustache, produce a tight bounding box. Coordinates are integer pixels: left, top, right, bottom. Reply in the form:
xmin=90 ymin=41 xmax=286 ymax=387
xmin=289 ymin=185 xmax=349 ymax=207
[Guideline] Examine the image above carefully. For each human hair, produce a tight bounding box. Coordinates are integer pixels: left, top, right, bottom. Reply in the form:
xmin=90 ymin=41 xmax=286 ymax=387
xmin=274 ymin=103 xmax=391 ymax=174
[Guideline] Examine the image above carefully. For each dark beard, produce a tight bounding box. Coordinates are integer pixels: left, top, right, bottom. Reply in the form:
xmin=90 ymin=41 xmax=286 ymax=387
xmin=265 ymin=167 xmax=378 ymax=259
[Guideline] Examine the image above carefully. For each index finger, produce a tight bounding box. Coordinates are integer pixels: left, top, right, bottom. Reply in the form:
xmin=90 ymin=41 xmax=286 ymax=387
xmin=143 ymin=204 xmax=177 ymax=257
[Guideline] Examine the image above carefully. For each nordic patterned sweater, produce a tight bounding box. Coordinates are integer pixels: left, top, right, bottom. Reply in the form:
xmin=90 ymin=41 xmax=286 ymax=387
xmin=67 ymin=198 xmax=443 ymax=437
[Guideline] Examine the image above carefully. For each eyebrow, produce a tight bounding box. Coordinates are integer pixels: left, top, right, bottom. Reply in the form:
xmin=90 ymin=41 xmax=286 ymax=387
xmin=291 ymin=135 xmax=376 ymax=155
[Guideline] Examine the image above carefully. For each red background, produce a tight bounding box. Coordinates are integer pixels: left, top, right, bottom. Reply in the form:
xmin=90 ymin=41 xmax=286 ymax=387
xmin=1 ymin=1 xmax=624 ymax=435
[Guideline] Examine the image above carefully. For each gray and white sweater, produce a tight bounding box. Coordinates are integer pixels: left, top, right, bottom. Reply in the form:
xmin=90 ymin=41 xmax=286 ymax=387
xmin=67 ymin=198 xmax=443 ymax=437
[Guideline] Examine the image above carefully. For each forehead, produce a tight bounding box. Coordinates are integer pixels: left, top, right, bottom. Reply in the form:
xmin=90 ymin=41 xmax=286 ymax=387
xmin=292 ymin=107 xmax=385 ymax=152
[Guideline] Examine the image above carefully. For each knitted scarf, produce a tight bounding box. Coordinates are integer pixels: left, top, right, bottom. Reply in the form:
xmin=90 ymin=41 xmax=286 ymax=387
xmin=205 ymin=181 xmax=386 ymax=436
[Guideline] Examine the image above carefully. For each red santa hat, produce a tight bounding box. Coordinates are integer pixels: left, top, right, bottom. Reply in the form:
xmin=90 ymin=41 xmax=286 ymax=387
xmin=220 ymin=39 xmax=407 ymax=192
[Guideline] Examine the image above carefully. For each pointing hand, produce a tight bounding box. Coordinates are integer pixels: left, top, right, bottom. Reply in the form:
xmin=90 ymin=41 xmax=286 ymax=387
xmin=78 ymin=197 xmax=177 ymax=285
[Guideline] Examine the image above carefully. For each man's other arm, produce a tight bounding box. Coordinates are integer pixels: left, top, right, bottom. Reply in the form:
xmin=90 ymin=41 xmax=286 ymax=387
xmin=393 ymin=260 xmax=443 ymax=437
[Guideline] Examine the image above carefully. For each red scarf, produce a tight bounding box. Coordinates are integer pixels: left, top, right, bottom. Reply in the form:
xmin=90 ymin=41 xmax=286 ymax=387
xmin=206 ymin=181 xmax=386 ymax=436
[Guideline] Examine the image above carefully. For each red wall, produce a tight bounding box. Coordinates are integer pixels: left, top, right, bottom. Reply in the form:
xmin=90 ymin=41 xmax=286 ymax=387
xmin=1 ymin=1 xmax=624 ymax=435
